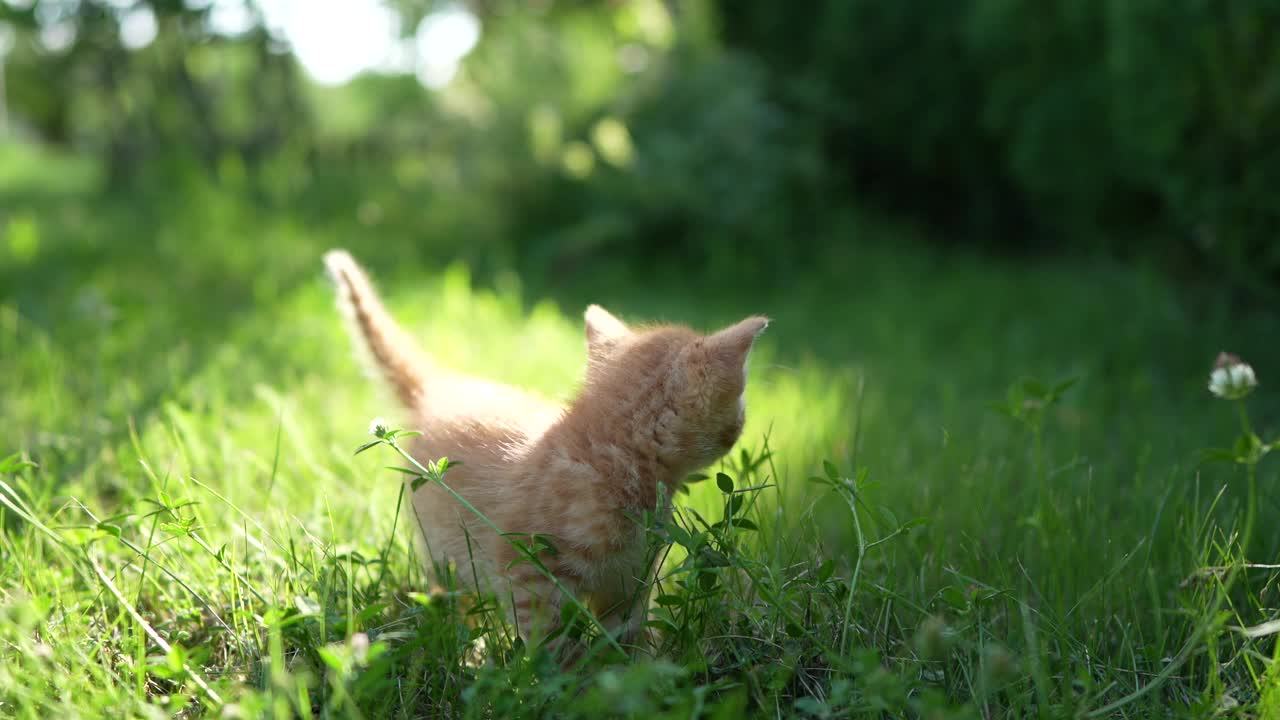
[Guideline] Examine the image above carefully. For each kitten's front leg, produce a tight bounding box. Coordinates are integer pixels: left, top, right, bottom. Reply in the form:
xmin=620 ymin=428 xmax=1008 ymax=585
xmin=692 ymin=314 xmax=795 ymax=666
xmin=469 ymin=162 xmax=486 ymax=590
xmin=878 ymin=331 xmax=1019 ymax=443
xmin=507 ymin=566 xmax=563 ymax=644
xmin=590 ymin=577 xmax=651 ymax=651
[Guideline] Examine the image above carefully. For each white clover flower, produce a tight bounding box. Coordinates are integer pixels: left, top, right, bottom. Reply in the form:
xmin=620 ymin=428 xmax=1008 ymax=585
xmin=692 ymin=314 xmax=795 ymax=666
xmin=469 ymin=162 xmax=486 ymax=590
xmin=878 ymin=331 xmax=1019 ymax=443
xmin=368 ymin=417 xmax=390 ymax=438
xmin=1208 ymin=353 xmax=1257 ymax=400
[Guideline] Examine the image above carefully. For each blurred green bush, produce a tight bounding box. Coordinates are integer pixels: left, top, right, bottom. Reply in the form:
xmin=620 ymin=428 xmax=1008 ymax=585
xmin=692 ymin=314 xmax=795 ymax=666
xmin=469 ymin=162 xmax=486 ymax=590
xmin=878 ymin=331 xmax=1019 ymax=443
xmin=718 ymin=0 xmax=1280 ymax=291
xmin=2 ymin=0 xmax=1277 ymax=293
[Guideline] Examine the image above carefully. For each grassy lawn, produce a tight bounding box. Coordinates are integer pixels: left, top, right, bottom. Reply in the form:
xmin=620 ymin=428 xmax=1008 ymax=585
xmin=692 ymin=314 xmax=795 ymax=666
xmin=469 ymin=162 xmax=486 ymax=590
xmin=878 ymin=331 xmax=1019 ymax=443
xmin=2 ymin=156 xmax=1278 ymax=717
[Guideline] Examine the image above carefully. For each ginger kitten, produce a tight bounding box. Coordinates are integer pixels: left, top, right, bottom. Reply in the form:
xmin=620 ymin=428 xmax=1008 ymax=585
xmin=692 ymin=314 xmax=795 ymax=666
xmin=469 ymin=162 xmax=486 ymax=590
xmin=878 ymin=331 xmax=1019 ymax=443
xmin=323 ymin=250 xmax=767 ymax=649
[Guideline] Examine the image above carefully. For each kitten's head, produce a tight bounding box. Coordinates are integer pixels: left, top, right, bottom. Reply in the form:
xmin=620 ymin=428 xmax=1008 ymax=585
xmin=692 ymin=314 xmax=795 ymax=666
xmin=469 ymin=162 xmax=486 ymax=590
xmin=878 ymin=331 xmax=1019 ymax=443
xmin=584 ymin=305 xmax=768 ymax=471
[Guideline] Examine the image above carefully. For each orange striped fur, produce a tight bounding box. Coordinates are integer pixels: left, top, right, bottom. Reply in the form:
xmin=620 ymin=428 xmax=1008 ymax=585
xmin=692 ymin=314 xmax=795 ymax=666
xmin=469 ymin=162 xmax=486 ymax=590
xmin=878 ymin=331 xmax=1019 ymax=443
xmin=324 ymin=249 xmax=766 ymax=649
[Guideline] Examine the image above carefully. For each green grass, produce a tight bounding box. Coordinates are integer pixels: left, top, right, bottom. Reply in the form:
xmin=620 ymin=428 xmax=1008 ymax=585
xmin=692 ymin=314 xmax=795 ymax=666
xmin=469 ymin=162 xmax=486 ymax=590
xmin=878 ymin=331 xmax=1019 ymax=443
xmin=1 ymin=164 xmax=1278 ymax=717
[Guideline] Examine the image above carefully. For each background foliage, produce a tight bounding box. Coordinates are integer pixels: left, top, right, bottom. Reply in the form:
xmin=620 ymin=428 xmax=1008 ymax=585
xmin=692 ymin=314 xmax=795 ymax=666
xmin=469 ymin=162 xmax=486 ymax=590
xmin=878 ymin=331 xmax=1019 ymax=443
xmin=5 ymin=0 xmax=1276 ymax=291
xmin=718 ymin=0 xmax=1280 ymax=292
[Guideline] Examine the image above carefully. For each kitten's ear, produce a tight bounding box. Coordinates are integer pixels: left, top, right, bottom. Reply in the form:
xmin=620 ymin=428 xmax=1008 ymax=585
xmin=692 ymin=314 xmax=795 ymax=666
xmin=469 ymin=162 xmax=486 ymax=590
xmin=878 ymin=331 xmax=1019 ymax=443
xmin=707 ymin=316 xmax=769 ymax=372
xmin=585 ymin=305 xmax=631 ymax=358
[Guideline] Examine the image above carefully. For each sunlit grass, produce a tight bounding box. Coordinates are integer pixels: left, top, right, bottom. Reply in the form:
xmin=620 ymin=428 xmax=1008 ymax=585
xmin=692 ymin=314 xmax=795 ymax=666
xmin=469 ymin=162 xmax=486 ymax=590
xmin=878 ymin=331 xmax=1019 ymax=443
xmin=1 ymin=187 xmax=1277 ymax=716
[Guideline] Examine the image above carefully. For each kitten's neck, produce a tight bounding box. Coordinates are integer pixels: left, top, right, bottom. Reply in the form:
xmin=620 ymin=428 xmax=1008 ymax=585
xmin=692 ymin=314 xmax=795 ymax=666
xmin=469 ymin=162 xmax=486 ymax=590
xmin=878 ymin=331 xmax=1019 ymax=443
xmin=544 ymin=398 xmax=688 ymax=510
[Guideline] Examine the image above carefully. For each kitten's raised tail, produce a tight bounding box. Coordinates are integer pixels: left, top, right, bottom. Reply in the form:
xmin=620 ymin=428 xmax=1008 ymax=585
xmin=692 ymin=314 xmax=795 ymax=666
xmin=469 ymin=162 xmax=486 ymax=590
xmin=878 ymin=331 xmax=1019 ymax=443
xmin=324 ymin=249 xmax=427 ymax=407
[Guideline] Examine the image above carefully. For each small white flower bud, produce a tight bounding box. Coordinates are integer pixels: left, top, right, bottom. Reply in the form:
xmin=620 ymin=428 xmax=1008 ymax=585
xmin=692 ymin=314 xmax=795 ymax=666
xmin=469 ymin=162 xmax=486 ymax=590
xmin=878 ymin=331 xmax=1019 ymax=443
xmin=1208 ymin=353 xmax=1257 ymax=400
xmin=368 ymin=417 xmax=390 ymax=437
